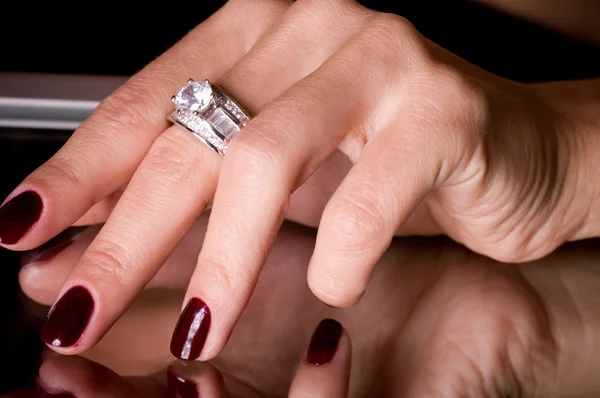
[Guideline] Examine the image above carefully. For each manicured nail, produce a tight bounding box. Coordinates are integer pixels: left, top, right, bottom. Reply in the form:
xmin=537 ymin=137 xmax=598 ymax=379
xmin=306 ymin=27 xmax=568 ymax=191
xmin=21 ymin=227 xmax=86 ymax=266
xmin=167 ymin=366 xmax=198 ymax=398
xmin=0 ymin=190 xmax=43 ymax=245
xmin=306 ymin=318 xmax=343 ymax=366
xmin=170 ymin=298 xmax=211 ymax=361
xmin=41 ymin=286 xmax=94 ymax=348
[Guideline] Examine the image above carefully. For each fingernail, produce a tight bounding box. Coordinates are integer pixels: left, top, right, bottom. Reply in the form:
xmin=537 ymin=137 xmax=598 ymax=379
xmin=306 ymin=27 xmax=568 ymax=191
xmin=41 ymin=285 xmax=94 ymax=348
xmin=170 ymin=298 xmax=211 ymax=361
xmin=0 ymin=190 xmax=43 ymax=245
xmin=167 ymin=366 xmax=198 ymax=398
xmin=306 ymin=318 xmax=343 ymax=366
xmin=21 ymin=227 xmax=86 ymax=266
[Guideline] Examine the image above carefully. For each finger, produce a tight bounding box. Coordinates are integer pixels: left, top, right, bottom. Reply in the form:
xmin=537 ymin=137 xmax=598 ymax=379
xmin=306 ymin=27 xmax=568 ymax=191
xmin=308 ymin=52 xmax=477 ymax=306
xmin=167 ymin=361 xmax=227 ymax=398
xmin=286 ymin=149 xmax=444 ymax=235
xmin=289 ymin=319 xmax=351 ymax=398
xmin=0 ymin=0 xmax=286 ymax=251
xmin=180 ymin=6 xmax=391 ymax=361
xmin=308 ymin=128 xmax=441 ymax=306
xmin=19 ymin=213 xmax=211 ymax=307
xmin=37 ymin=123 xmax=226 ymax=355
xmin=37 ymin=355 xmax=164 ymax=398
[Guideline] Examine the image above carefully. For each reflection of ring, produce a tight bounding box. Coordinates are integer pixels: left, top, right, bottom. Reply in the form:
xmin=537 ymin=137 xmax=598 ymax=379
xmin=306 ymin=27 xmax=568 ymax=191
xmin=168 ymin=79 xmax=250 ymax=155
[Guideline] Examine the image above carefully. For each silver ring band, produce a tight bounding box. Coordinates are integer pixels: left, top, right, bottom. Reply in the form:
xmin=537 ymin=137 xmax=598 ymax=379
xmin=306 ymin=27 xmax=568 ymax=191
xmin=168 ymin=79 xmax=250 ymax=155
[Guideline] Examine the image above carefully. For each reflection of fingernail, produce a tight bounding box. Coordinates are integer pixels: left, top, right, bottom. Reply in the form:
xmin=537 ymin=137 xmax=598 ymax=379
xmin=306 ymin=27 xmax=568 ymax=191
xmin=41 ymin=286 xmax=94 ymax=348
xmin=4 ymin=388 xmax=46 ymax=398
xmin=306 ymin=318 xmax=343 ymax=366
xmin=39 ymin=390 xmax=76 ymax=398
xmin=21 ymin=227 xmax=86 ymax=266
xmin=170 ymin=298 xmax=211 ymax=361
xmin=167 ymin=366 xmax=198 ymax=398
xmin=37 ymin=381 xmax=76 ymax=398
xmin=0 ymin=190 xmax=43 ymax=245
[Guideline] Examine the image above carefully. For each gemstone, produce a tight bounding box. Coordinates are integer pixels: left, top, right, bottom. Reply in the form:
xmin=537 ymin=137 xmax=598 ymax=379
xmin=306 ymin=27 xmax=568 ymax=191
xmin=174 ymin=80 xmax=212 ymax=113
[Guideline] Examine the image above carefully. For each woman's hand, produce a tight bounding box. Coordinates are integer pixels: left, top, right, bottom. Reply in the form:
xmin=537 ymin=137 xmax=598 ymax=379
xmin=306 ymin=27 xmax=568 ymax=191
xmin=17 ymin=219 xmax=600 ymax=396
xmin=0 ymin=0 xmax=596 ymax=361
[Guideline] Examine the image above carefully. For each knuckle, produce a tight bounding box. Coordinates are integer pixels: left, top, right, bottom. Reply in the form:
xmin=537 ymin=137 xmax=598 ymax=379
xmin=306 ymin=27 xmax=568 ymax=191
xmin=356 ymin=13 xmax=427 ymax=81
xmin=199 ymin=255 xmax=243 ymax=293
xmin=408 ymin=63 xmax=489 ymax=145
xmin=325 ymin=193 xmax=387 ymax=252
xmin=144 ymin=128 xmax=203 ymax=184
xmin=430 ymin=65 xmax=488 ymax=121
xmin=39 ymin=157 xmax=87 ymax=192
xmin=371 ymin=12 xmax=417 ymax=38
xmin=81 ymin=240 xmax=134 ymax=287
xmin=88 ymin=83 xmax=155 ymax=135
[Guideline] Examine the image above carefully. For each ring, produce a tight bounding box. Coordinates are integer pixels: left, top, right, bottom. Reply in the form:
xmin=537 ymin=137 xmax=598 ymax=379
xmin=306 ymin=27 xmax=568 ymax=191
xmin=168 ymin=78 xmax=250 ymax=155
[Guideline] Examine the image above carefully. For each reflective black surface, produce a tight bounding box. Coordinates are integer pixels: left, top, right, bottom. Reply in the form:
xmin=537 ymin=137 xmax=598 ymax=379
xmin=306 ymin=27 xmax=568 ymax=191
xmin=1 ymin=0 xmax=599 ymax=395
xmin=0 ymin=1 xmax=598 ymax=81
xmin=0 ymin=129 xmax=67 ymax=392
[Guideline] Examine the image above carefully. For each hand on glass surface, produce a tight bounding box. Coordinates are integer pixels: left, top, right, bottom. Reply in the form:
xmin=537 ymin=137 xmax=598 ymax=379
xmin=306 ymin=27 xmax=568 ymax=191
xmin=1 ymin=0 xmax=600 ymax=363
xmin=16 ymin=218 xmax=600 ymax=397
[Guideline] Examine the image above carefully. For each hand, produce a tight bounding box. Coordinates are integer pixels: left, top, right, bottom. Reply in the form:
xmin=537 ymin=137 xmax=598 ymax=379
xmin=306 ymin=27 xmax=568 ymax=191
xmin=0 ymin=0 xmax=593 ymax=361
xmin=17 ymin=219 xmax=600 ymax=396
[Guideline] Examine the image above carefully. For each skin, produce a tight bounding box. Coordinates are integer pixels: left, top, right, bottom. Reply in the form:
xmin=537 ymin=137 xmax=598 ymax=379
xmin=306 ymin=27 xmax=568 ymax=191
xmin=1 ymin=0 xmax=600 ymax=372
xmin=14 ymin=216 xmax=600 ymax=397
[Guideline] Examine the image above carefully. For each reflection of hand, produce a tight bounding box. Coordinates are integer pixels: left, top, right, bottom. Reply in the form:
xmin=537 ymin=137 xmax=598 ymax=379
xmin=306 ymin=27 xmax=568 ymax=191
xmin=19 ymin=219 xmax=600 ymax=396
xmin=2 ymin=0 xmax=599 ymax=363
xmin=11 ymin=317 xmax=351 ymax=398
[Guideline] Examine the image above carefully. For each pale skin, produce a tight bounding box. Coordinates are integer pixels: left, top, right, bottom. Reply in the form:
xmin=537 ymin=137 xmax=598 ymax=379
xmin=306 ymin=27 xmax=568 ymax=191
xmin=13 ymin=215 xmax=600 ymax=397
xmin=1 ymin=0 xmax=600 ymax=370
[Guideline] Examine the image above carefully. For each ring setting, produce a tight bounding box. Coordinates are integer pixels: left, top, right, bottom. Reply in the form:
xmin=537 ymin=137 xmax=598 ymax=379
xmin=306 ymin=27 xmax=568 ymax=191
xmin=169 ymin=79 xmax=250 ymax=155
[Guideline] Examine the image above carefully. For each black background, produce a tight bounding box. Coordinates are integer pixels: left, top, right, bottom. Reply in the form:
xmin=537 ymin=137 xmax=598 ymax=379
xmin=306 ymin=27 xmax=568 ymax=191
xmin=0 ymin=0 xmax=599 ymax=81
xmin=0 ymin=0 xmax=598 ymax=393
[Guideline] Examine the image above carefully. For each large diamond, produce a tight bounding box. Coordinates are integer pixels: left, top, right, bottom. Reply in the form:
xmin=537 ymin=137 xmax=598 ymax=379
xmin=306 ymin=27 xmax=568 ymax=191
xmin=174 ymin=80 xmax=212 ymax=113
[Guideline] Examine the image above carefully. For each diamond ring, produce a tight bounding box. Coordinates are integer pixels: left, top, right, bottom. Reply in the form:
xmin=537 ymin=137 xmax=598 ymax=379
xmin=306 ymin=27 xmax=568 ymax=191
xmin=168 ymin=79 xmax=250 ymax=155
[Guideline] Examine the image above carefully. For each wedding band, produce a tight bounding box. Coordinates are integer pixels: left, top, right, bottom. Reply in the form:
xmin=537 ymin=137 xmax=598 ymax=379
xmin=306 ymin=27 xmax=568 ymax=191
xmin=168 ymin=79 xmax=250 ymax=155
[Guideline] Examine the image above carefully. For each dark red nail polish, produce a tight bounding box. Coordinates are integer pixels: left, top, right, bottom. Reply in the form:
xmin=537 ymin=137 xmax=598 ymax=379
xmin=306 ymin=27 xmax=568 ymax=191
xmin=167 ymin=366 xmax=198 ymax=398
xmin=41 ymin=286 xmax=94 ymax=348
xmin=0 ymin=190 xmax=43 ymax=245
xmin=21 ymin=227 xmax=86 ymax=266
xmin=5 ymin=388 xmax=43 ymax=398
xmin=306 ymin=318 xmax=343 ymax=366
xmin=170 ymin=298 xmax=211 ymax=361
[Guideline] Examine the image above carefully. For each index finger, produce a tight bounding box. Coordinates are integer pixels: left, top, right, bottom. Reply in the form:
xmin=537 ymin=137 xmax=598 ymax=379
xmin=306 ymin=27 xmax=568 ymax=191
xmin=0 ymin=0 xmax=288 ymax=250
